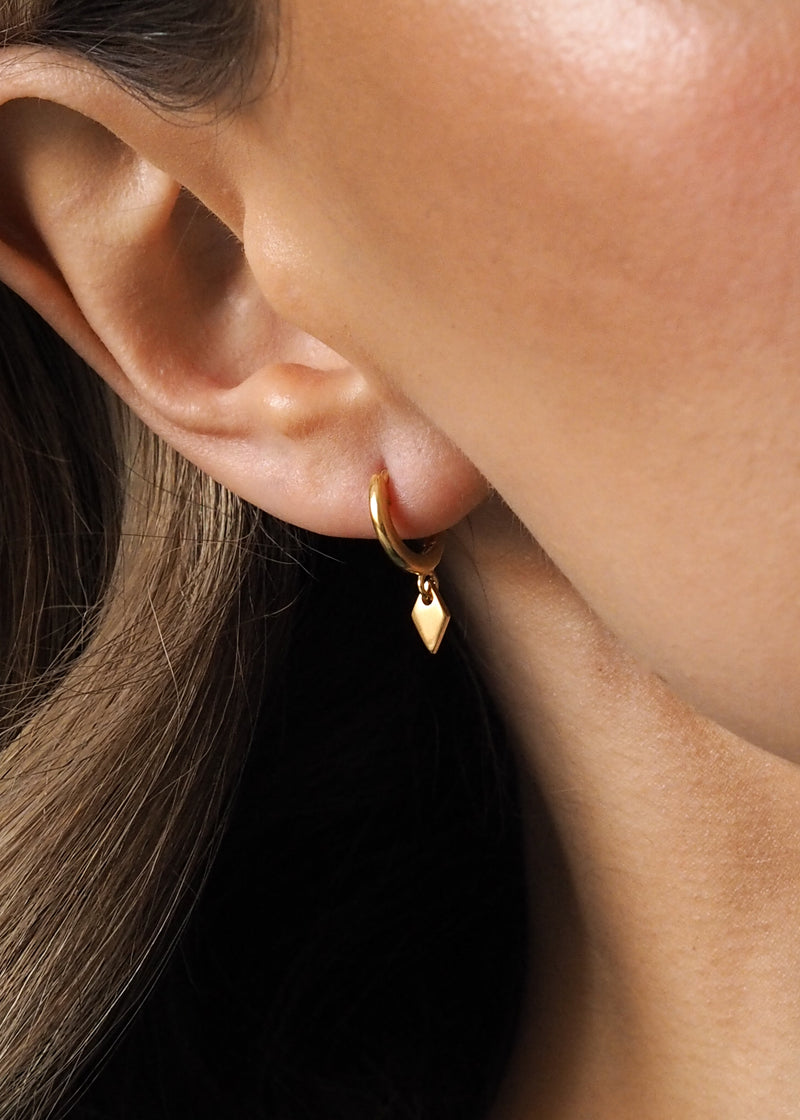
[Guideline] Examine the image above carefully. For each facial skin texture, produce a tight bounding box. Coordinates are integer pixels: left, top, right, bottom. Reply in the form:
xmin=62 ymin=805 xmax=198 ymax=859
xmin=229 ymin=0 xmax=800 ymax=759
xmin=4 ymin=6 xmax=800 ymax=1116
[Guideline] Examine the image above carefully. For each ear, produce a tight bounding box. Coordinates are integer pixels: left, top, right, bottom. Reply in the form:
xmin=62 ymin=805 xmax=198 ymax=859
xmin=0 ymin=50 xmax=486 ymax=538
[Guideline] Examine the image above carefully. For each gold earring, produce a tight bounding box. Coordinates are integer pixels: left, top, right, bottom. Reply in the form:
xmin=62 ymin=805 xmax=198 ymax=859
xmin=369 ymin=469 xmax=450 ymax=654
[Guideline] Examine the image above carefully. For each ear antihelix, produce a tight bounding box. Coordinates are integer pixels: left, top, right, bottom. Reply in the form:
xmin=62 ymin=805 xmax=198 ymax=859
xmin=369 ymin=469 xmax=450 ymax=654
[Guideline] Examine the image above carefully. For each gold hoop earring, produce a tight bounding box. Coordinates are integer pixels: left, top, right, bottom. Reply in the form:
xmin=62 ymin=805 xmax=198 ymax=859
xmin=369 ymin=469 xmax=450 ymax=654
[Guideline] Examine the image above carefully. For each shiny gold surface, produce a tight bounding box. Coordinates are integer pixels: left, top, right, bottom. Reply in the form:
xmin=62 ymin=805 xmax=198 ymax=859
xmin=411 ymin=576 xmax=450 ymax=654
xmin=368 ymin=470 xmax=444 ymax=575
xmin=369 ymin=470 xmax=449 ymax=653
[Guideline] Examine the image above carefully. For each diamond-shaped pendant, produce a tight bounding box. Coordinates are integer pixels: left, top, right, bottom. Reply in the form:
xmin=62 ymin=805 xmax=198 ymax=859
xmin=411 ymin=582 xmax=450 ymax=654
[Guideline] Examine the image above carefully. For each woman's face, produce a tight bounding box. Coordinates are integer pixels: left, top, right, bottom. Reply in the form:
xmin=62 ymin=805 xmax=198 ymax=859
xmin=233 ymin=0 xmax=800 ymax=756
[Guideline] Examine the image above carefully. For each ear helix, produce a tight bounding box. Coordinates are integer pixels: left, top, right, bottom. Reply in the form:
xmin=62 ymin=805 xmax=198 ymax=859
xmin=368 ymin=469 xmax=450 ymax=654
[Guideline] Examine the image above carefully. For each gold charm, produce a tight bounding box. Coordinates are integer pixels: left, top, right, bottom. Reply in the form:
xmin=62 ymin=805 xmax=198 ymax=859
xmin=411 ymin=574 xmax=450 ymax=654
xmin=369 ymin=469 xmax=450 ymax=654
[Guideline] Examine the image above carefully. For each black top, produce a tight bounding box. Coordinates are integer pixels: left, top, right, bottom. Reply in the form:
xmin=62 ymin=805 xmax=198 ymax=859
xmin=64 ymin=541 xmax=527 ymax=1120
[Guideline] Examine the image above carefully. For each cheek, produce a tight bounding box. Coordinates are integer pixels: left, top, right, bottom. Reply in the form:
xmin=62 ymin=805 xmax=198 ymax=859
xmin=259 ymin=0 xmax=797 ymax=387
xmin=251 ymin=1 xmax=800 ymax=755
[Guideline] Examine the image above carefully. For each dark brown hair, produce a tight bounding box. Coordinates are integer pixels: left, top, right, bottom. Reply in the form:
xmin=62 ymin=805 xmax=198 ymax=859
xmin=2 ymin=0 xmax=271 ymax=106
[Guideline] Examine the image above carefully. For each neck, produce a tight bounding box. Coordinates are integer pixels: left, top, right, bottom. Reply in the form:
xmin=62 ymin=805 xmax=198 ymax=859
xmin=446 ymin=498 xmax=800 ymax=1120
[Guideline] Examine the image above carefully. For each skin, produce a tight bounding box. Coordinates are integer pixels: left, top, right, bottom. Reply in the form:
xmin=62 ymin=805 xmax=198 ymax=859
xmin=444 ymin=510 xmax=800 ymax=1120
xmin=236 ymin=4 xmax=800 ymax=1111
xmin=4 ymin=1 xmax=800 ymax=1115
xmin=232 ymin=0 xmax=800 ymax=760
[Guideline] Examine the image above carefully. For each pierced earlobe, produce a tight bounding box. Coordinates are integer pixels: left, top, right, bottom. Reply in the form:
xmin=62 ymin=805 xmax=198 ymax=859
xmin=369 ymin=469 xmax=451 ymax=654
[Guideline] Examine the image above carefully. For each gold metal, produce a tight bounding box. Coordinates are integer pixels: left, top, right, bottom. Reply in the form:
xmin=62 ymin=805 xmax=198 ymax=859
xmin=411 ymin=574 xmax=450 ymax=654
xmin=369 ymin=470 xmax=444 ymax=574
xmin=369 ymin=469 xmax=450 ymax=653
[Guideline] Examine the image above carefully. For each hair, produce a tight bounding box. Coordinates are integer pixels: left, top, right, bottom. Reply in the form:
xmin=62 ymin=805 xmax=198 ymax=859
xmin=0 ymin=5 xmax=527 ymax=1119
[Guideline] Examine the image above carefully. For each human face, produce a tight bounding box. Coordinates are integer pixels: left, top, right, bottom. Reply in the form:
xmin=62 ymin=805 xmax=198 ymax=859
xmin=237 ymin=0 xmax=800 ymax=757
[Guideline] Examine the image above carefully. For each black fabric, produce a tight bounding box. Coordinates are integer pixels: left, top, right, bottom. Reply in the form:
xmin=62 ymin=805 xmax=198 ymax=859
xmin=64 ymin=540 xmax=527 ymax=1120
